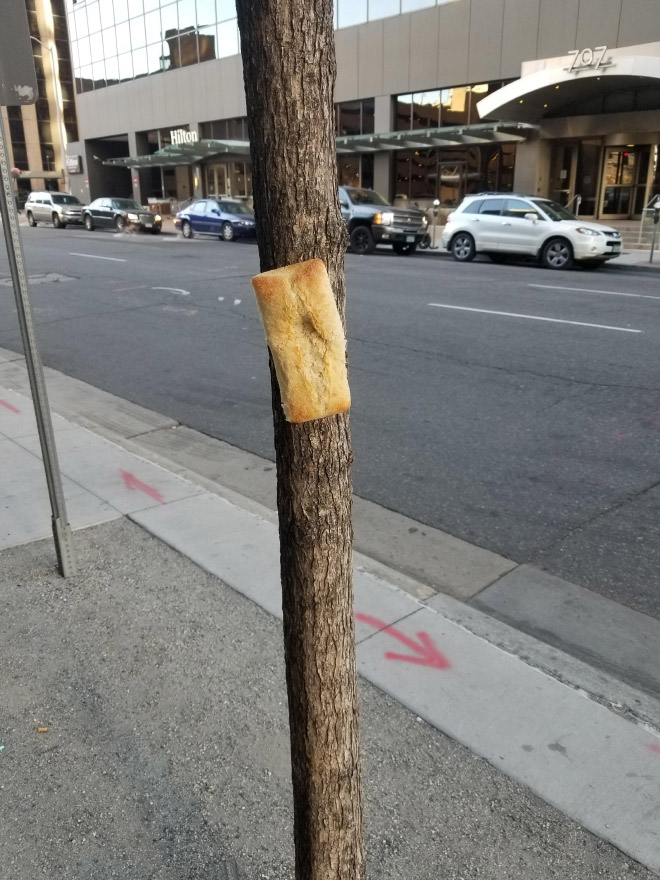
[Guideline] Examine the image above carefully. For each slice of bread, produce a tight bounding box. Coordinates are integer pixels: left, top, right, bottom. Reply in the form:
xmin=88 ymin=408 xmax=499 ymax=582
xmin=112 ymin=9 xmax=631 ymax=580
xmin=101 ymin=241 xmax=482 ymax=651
xmin=251 ymin=258 xmax=351 ymax=423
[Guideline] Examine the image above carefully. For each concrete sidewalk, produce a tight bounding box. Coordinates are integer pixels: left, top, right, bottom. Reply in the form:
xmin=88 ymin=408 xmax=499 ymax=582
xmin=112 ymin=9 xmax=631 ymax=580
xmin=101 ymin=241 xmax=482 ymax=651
xmin=1 ymin=352 xmax=660 ymax=876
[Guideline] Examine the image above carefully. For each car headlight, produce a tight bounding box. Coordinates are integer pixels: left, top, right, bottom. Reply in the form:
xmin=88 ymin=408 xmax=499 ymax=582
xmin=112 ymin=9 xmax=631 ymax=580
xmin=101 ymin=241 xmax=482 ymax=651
xmin=576 ymin=227 xmax=600 ymax=236
xmin=422 ymin=216 xmax=428 ymax=226
xmin=374 ymin=211 xmax=394 ymax=225
xmin=154 ymin=214 xmax=161 ymax=222
xmin=127 ymin=212 xmax=139 ymax=221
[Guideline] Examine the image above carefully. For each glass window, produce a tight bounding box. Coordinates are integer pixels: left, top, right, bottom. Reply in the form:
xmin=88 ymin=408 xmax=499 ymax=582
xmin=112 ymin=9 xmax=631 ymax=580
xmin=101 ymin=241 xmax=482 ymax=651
xmin=368 ymin=0 xmax=400 ymax=19
xmin=177 ymin=0 xmax=197 ymax=29
xmin=460 ymin=199 xmax=483 ymax=214
xmin=86 ymin=1 xmax=102 ymax=33
xmin=146 ymin=42 xmax=165 ymax=74
xmin=114 ymin=0 xmax=129 ymax=23
xmin=99 ymin=0 xmax=115 ymax=28
xmin=144 ymin=8 xmax=161 ymax=41
xmin=129 ymin=0 xmax=144 ymax=16
xmin=479 ymin=198 xmax=504 ymax=215
xmin=92 ymin=58 xmax=106 ymax=87
xmin=144 ymin=0 xmax=161 ymax=11
xmin=198 ymin=24 xmax=217 ymax=61
xmin=160 ymin=3 xmax=179 ymax=33
xmin=412 ymin=91 xmax=440 ymax=129
xmin=504 ymin=198 xmax=535 ymax=217
xmin=73 ymin=5 xmax=88 ymax=39
xmin=103 ymin=28 xmax=118 ymax=58
xmin=105 ymin=56 xmax=120 ymax=84
xmin=216 ymin=18 xmax=238 ymax=57
xmin=132 ymin=47 xmax=149 ymax=76
xmin=216 ymin=0 xmax=235 ymax=21
xmin=130 ymin=15 xmax=147 ymax=49
xmin=77 ymin=36 xmax=92 ymax=67
xmin=337 ymin=0 xmax=367 ymax=28
xmin=197 ymin=0 xmax=216 ymax=25
xmin=440 ymin=86 xmax=469 ymax=126
xmin=395 ymin=94 xmax=413 ymax=131
xmin=338 ymin=101 xmax=361 ymax=136
xmin=362 ymin=98 xmax=374 ymax=134
xmin=117 ymin=51 xmax=133 ymax=81
xmin=179 ymin=31 xmax=200 ymax=66
xmin=402 ymin=0 xmax=435 ymax=10
xmin=116 ymin=20 xmax=131 ymax=52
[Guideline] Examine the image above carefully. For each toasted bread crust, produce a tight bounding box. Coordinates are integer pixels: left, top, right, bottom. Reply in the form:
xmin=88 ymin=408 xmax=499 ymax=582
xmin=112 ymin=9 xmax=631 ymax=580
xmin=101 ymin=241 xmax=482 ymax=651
xmin=251 ymin=259 xmax=351 ymax=423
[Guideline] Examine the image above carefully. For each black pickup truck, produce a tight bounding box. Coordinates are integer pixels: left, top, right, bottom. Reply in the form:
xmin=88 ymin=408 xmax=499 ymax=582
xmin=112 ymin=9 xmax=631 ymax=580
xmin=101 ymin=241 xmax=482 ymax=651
xmin=339 ymin=186 xmax=428 ymax=255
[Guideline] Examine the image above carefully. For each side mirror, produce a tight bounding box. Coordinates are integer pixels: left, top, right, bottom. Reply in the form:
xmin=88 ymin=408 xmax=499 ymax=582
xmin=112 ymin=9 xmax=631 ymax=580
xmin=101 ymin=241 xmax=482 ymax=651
xmin=524 ymin=212 xmax=539 ymax=223
xmin=339 ymin=199 xmax=348 ymax=209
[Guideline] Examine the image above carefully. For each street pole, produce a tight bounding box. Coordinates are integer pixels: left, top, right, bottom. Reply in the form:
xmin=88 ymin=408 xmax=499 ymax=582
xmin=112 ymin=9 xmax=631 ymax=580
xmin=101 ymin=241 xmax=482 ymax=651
xmin=30 ymin=36 xmax=68 ymax=191
xmin=650 ymin=205 xmax=659 ymax=264
xmin=431 ymin=197 xmax=440 ymax=249
xmin=0 ymin=110 xmax=76 ymax=576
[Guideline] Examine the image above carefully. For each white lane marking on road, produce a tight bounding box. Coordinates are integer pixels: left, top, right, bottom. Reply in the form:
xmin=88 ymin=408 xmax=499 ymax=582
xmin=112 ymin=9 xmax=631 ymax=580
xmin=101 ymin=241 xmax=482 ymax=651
xmin=152 ymin=286 xmax=190 ymax=296
xmin=234 ymin=299 xmax=241 ymax=306
xmin=529 ymin=283 xmax=660 ymax=301
xmin=69 ymin=252 xmax=126 ymax=262
xmin=218 ymin=296 xmax=225 ymax=301
xmin=114 ymin=285 xmax=149 ymax=291
xmin=428 ymin=303 xmax=641 ymax=333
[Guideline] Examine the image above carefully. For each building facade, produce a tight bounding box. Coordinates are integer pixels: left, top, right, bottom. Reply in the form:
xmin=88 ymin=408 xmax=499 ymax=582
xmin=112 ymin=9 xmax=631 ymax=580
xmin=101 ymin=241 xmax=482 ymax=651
xmin=3 ymin=0 xmax=79 ymax=204
xmin=64 ymin=0 xmax=660 ymax=221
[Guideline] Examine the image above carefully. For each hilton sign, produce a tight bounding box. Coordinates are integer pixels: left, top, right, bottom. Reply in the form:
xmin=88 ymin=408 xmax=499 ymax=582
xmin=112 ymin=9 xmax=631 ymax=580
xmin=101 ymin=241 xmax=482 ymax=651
xmin=170 ymin=128 xmax=199 ymax=145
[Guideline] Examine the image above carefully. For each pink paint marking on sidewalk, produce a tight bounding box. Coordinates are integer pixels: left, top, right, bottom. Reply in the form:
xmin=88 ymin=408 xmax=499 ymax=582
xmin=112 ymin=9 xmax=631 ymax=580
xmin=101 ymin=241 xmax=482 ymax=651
xmin=356 ymin=612 xmax=451 ymax=670
xmin=0 ymin=399 xmax=20 ymax=414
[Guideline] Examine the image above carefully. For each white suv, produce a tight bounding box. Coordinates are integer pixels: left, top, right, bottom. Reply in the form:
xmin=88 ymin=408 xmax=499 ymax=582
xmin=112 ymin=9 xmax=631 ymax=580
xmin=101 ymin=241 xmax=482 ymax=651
xmin=441 ymin=193 xmax=622 ymax=270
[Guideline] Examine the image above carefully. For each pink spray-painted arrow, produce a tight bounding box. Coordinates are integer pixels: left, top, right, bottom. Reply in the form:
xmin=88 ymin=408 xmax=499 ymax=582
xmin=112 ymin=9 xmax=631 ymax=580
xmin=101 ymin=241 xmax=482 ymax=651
xmin=119 ymin=469 xmax=164 ymax=504
xmin=648 ymin=744 xmax=660 ymax=755
xmin=0 ymin=399 xmax=20 ymax=413
xmin=356 ymin=613 xmax=450 ymax=669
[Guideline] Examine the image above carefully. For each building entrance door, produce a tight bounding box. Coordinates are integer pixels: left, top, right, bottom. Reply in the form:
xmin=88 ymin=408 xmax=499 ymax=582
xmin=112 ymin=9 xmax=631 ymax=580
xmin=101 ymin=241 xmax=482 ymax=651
xmin=207 ymin=163 xmax=229 ymax=197
xmin=549 ymin=144 xmax=577 ymax=207
xmin=600 ymin=146 xmax=651 ymax=219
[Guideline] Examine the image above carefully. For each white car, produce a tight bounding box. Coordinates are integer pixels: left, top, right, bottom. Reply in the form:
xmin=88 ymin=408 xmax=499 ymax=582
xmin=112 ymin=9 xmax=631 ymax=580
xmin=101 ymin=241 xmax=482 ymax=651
xmin=441 ymin=193 xmax=622 ymax=270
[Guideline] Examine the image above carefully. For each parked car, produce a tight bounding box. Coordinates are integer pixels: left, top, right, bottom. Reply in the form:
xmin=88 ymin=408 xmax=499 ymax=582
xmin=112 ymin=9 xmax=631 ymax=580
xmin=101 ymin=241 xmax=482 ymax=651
xmin=174 ymin=199 xmax=256 ymax=240
xmin=339 ymin=186 xmax=428 ymax=255
xmin=25 ymin=191 xmax=85 ymax=228
xmin=82 ymin=198 xmax=162 ymax=233
xmin=441 ymin=193 xmax=622 ymax=269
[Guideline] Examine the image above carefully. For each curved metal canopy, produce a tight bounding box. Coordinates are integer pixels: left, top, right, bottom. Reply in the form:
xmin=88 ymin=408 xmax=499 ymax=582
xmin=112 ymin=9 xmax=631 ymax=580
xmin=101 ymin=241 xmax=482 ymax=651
xmin=478 ymin=54 xmax=660 ymax=123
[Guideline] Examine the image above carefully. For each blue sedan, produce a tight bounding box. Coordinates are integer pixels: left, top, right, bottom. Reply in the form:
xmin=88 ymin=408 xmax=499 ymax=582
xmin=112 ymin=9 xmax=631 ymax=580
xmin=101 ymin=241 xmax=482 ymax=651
xmin=174 ymin=198 xmax=256 ymax=241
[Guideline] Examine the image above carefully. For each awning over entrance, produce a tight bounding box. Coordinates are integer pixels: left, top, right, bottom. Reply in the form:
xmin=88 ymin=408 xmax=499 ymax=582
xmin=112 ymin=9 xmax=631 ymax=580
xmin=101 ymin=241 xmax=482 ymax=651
xmin=335 ymin=122 xmax=533 ymax=153
xmin=104 ymin=139 xmax=251 ymax=168
xmin=104 ymin=123 xmax=534 ymax=169
xmin=478 ymin=54 xmax=660 ymax=123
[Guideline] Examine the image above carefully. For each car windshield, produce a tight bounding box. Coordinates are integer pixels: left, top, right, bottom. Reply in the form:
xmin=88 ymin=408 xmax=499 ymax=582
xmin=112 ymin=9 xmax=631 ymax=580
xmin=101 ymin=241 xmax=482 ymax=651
xmin=51 ymin=194 xmax=82 ymax=205
xmin=346 ymin=188 xmax=390 ymax=207
xmin=218 ymin=201 xmax=252 ymax=215
xmin=112 ymin=199 xmax=143 ymax=210
xmin=531 ymin=199 xmax=577 ymax=221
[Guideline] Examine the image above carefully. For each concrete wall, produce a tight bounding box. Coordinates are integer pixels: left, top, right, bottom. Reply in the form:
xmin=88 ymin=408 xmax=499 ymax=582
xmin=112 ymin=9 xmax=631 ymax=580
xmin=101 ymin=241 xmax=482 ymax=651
xmin=73 ymin=0 xmax=660 ymax=143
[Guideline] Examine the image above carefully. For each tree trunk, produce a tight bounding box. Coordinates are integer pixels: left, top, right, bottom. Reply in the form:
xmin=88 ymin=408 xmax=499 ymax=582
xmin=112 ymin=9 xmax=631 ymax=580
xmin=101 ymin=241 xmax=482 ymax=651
xmin=235 ymin=3 xmax=365 ymax=879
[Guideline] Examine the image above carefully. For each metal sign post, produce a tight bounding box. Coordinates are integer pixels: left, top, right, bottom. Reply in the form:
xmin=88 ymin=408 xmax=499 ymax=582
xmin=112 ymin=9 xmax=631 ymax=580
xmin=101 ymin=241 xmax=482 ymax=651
xmin=0 ymin=0 xmax=75 ymax=575
xmin=650 ymin=205 xmax=660 ymax=264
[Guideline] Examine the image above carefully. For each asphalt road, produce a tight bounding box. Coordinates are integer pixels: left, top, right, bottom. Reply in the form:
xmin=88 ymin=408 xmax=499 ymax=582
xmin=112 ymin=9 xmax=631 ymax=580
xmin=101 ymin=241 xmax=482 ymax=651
xmin=1 ymin=224 xmax=659 ymax=617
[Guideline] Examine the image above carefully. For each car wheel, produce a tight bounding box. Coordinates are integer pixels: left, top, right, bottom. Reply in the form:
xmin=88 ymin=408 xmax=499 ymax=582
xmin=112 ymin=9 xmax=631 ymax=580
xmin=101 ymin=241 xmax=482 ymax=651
xmin=221 ymin=221 xmax=235 ymax=242
xmin=114 ymin=215 xmax=126 ymax=232
xmin=581 ymin=259 xmax=605 ymax=270
xmin=451 ymin=232 xmax=476 ymax=262
xmin=393 ymin=242 xmax=417 ymax=255
xmin=84 ymin=214 xmax=94 ymax=231
xmin=52 ymin=213 xmax=65 ymax=228
xmin=27 ymin=212 xmax=37 ymax=227
xmin=349 ymin=225 xmax=375 ymax=255
xmin=182 ymin=220 xmax=193 ymax=239
xmin=542 ymin=237 xmax=573 ymax=270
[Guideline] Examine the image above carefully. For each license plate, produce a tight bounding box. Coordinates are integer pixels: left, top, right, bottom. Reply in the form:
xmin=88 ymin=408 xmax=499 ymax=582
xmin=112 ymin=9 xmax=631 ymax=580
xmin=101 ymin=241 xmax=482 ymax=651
xmin=610 ymin=243 xmax=620 ymax=251
xmin=145 ymin=220 xmax=153 ymax=227
xmin=406 ymin=235 xmax=415 ymax=243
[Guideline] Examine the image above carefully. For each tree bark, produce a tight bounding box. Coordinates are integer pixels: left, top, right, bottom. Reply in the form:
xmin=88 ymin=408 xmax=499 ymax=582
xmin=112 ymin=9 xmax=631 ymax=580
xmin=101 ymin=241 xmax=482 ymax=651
xmin=235 ymin=3 xmax=364 ymax=880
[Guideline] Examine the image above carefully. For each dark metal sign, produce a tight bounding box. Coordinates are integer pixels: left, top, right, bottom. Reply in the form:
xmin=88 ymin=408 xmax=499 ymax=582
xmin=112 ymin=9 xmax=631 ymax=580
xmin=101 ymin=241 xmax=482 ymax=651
xmin=0 ymin=0 xmax=38 ymax=106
